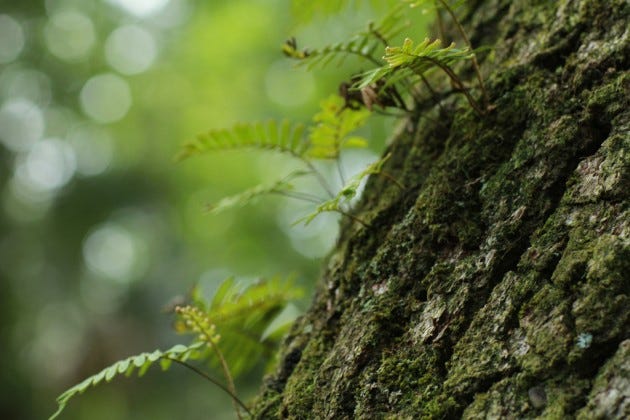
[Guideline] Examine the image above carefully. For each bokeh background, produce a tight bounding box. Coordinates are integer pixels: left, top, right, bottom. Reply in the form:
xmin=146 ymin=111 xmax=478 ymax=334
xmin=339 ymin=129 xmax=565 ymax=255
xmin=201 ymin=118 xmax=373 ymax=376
xmin=0 ymin=0 xmax=427 ymax=418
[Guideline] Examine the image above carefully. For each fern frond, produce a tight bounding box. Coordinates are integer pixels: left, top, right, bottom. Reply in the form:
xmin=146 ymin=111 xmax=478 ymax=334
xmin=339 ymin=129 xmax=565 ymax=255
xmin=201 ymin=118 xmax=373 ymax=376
xmin=296 ymin=153 xmax=391 ymax=225
xmin=176 ymin=276 xmax=303 ymax=376
xmin=50 ymin=342 xmax=205 ymax=420
xmin=177 ymin=119 xmax=308 ymax=161
xmin=307 ymin=95 xmax=371 ymax=159
xmin=284 ymin=4 xmax=408 ymax=69
xmin=206 ymin=171 xmax=309 ymax=214
xmin=357 ymin=37 xmax=472 ymax=88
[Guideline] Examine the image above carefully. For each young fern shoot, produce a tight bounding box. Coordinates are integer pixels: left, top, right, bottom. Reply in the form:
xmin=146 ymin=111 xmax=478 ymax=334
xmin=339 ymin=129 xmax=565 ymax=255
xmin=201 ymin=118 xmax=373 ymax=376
xmin=405 ymin=0 xmax=490 ymax=110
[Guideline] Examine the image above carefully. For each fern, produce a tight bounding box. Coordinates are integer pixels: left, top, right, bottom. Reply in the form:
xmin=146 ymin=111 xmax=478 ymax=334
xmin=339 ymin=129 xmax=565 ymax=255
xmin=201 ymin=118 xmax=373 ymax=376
xmin=179 ymin=95 xmax=369 ymax=163
xmin=175 ymin=276 xmax=303 ymax=376
xmin=283 ymin=4 xmax=408 ymax=69
xmin=206 ymin=171 xmax=309 ymax=215
xmin=51 ymin=276 xmax=302 ymax=420
xmin=178 ymin=93 xmax=372 ymax=212
xmin=357 ymin=37 xmax=472 ymax=87
xmin=50 ymin=342 xmax=206 ymax=420
xmin=177 ymin=119 xmax=308 ymax=161
xmin=307 ymin=94 xmax=370 ymax=159
xmin=404 ymin=0 xmax=490 ymax=110
xmin=296 ymin=153 xmax=391 ymax=226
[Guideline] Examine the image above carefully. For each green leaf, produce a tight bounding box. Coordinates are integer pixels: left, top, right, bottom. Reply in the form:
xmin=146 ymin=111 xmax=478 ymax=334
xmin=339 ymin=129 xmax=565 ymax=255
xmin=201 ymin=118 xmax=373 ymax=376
xmin=307 ymin=95 xmax=371 ymax=159
xmin=50 ymin=342 xmax=205 ymax=420
xmin=284 ymin=3 xmax=408 ymax=69
xmin=205 ymin=171 xmax=309 ymax=215
xmin=295 ymin=153 xmax=392 ymax=225
xmin=177 ymin=275 xmax=304 ymax=377
xmin=177 ymin=120 xmax=308 ymax=161
xmin=355 ymin=37 xmax=472 ymax=88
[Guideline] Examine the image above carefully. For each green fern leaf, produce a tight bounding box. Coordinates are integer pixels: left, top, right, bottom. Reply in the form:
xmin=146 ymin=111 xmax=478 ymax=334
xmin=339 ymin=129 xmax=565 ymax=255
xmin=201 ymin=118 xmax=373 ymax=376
xmin=307 ymin=95 xmax=370 ymax=159
xmin=50 ymin=342 xmax=205 ymax=420
xmin=356 ymin=37 xmax=472 ymax=88
xmin=205 ymin=171 xmax=308 ymax=215
xmin=284 ymin=4 xmax=408 ymax=69
xmin=296 ymin=153 xmax=391 ymax=225
xmin=177 ymin=276 xmax=303 ymax=376
xmin=177 ymin=120 xmax=308 ymax=161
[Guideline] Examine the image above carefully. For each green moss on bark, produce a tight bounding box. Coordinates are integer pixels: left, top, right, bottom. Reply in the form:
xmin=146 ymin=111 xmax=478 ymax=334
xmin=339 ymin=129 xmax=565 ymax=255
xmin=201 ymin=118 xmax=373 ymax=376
xmin=251 ymin=0 xmax=629 ymax=417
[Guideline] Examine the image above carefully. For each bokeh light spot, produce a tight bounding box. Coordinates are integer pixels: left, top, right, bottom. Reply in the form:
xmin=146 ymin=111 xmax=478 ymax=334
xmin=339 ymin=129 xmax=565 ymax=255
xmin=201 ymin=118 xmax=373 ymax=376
xmin=17 ymin=138 xmax=76 ymax=192
xmin=0 ymin=98 xmax=45 ymax=152
xmin=67 ymin=124 xmax=114 ymax=176
xmin=107 ymin=0 xmax=170 ymax=17
xmin=0 ymin=15 xmax=25 ymax=63
xmin=79 ymin=73 xmax=132 ymax=123
xmin=44 ymin=10 xmax=96 ymax=62
xmin=30 ymin=303 xmax=85 ymax=383
xmin=83 ymin=223 xmax=141 ymax=283
xmin=0 ymin=68 xmax=52 ymax=106
xmin=105 ymin=25 xmax=158 ymax=75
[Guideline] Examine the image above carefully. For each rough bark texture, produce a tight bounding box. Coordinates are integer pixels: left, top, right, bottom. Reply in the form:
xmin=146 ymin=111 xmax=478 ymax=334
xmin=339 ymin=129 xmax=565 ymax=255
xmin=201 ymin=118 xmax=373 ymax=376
xmin=253 ymin=0 xmax=629 ymax=417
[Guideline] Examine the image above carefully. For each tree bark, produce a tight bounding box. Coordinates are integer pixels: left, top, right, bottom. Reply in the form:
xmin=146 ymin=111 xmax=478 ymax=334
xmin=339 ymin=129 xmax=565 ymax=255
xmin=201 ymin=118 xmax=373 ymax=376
xmin=253 ymin=0 xmax=629 ymax=417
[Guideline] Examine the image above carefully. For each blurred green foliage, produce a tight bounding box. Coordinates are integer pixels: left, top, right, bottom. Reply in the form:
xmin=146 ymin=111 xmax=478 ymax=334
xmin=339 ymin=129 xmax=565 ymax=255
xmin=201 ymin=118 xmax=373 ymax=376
xmin=0 ymin=0 xmax=428 ymax=419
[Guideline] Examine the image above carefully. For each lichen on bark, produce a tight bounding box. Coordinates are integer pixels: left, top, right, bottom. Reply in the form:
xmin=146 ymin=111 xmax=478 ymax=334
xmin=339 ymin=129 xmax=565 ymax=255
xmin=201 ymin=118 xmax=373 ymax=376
xmin=252 ymin=0 xmax=629 ymax=417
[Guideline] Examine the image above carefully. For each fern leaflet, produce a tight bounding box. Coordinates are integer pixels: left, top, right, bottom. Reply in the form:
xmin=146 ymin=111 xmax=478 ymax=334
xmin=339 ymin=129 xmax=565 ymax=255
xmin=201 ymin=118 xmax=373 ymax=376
xmin=50 ymin=342 xmax=206 ymax=420
xmin=308 ymin=95 xmax=370 ymax=159
xmin=206 ymin=171 xmax=310 ymax=215
xmin=283 ymin=4 xmax=408 ymax=69
xmin=296 ymin=153 xmax=391 ymax=226
xmin=357 ymin=37 xmax=472 ymax=88
xmin=177 ymin=119 xmax=308 ymax=161
xmin=175 ymin=275 xmax=303 ymax=376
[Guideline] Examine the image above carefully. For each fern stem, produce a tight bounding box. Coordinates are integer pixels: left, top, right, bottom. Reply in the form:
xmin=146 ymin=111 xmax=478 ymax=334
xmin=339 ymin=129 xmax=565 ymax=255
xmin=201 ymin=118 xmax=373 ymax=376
xmin=378 ymin=171 xmax=405 ymax=190
xmin=435 ymin=0 xmax=489 ymax=110
xmin=274 ymin=190 xmax=324 ymax=204
xmin=420 ymin=57 xmax=484 ymax=116
xmin=336 ymin=156 xmax=346 ymax=186
xmin=420 ymin=74 xmax=447 ymax=115
xmin=300 ymin=158 xmax=336 ymax=198
xmin=336 ymin=209 xmax=369 ymax=228
xmin=166 ymin=358 xmax=252 ymax=416
xmin=369 ymin=25 xmax=389 ymax=47
xmin=189 ymin=318 xmax=242 ymax=420
xmin=435 ymin=2 xmax=447 ymax=42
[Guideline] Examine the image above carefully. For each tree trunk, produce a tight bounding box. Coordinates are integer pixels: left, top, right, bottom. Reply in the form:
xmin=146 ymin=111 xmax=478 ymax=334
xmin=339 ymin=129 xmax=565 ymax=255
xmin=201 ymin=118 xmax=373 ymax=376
xmin=253 ymin=0 xmax=629 ymax=417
